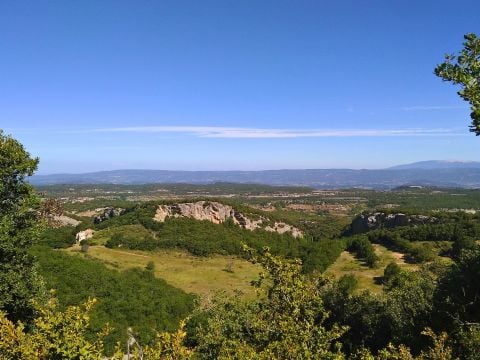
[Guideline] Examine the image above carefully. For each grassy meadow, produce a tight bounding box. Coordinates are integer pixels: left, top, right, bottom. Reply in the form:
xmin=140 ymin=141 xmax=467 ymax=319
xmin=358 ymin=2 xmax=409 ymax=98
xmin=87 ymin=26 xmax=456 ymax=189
xmin=65 ymin=246 xmax=261 ymax=299
xmin=325 ymin=244 xmax=418 ymax=293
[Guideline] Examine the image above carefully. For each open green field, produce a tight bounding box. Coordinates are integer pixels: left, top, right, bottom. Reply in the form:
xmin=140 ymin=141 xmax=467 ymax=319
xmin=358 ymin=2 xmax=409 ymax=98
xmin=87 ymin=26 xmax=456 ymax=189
xmin=325 ymin=244 xmax=418 ymax=293
xmin=69 ymin=243 xmax=417 ymax=297
xmin=65 ymin=246 xmax=260 ymax=299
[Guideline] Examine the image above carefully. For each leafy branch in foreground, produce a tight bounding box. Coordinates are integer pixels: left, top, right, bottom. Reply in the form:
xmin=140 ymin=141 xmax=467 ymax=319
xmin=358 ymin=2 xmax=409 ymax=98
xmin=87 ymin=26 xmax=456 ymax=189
xmin=0 ymin=298 xmax=107 ymax=359
xmin=188 ymin=246 xmax=347 ymax=359
xmin=0 ymin=130 xmax=46 ymax=324
xmin=435 ymin=33 xmax=480 ymax=135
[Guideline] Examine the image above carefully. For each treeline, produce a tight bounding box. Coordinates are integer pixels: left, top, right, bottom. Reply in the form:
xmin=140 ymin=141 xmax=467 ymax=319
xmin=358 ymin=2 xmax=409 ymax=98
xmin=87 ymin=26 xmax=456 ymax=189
xmin=32 ymin=246 xmax=195 ymax=354
xmin=105 ymin=217 xmax=345 ymax=273
xmin=71 ymin=201 xmax=345 ymax=272
xmin=39 ymin=200 xmax=347 ymax=273
xmin=365 ymin=187 xmax=480 ymax=211
xmin=64 ymin=198 xmax=137 ymax=213
xmin=346 ymin=236 xmax=379 ymax=267
xmin=39 ymin=226 xmax=77 ymax=248
xmin=343 ymin=211 xmax=480 ymax=263
xmin=39 ymin=182 xmax=313 ymax=199
xmin=74 ymin=202 xmax=161 ymax=231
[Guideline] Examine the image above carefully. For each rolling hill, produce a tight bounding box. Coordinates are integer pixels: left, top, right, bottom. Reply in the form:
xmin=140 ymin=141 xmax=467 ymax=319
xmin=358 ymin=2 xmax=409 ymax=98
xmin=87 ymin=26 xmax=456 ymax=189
xmin=30 ymin=162 xmax=480 ymax=189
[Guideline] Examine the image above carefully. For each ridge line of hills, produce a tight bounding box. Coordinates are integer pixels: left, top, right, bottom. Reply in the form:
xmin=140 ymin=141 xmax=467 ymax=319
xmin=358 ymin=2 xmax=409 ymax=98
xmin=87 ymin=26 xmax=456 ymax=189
xmin=31 ymin=161 xmax=480 ymax=189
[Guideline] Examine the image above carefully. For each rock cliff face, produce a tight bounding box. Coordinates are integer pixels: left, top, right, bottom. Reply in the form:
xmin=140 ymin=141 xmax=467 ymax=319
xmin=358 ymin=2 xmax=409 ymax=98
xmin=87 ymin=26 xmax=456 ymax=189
xmin=349 ymin=212 xmax=438 ymax=234
xmin=75 ymin=229 xmax=95 ymax=243
xmin=154 ymin=201 xmax=303 ymax=238
xmin=93 ymin=207 xmax=125 ymax=224
xmin=54 ymin=215 xmax=81 ymax=227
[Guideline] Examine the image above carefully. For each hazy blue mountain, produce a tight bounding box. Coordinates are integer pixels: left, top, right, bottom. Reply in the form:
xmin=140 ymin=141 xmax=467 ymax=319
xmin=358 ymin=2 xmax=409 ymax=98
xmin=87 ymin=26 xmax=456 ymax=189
xmin=30 ymin=163 xmax=480 ymax=189
xmin=389 ymin=160 xmax=480 ymax=170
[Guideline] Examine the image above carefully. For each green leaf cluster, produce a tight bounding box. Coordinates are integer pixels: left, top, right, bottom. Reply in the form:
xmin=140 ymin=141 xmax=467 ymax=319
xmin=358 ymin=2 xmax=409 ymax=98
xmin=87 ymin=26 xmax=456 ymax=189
xmin=0 ymin=130 xmax=46 ymax=324
xmin=435 ymin=33 xmax=480 ymax=135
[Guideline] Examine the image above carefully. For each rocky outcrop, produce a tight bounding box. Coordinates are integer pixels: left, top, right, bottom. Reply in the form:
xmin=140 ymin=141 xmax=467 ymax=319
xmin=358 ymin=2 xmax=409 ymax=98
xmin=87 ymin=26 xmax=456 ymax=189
xmin=349 ymin=212 xmax=438 ymax=234
xmin=154 ymin=201 xmax=303 ymax=238
xmin=75 ymin=228 xmax=95 ymax=243
xmin=265 ymin=222 xmax=303 ymax=238
xmin=54 ymin=215 xmax=81 ymax=227
xmin=93 ymin=207 xmax=125 ymax=224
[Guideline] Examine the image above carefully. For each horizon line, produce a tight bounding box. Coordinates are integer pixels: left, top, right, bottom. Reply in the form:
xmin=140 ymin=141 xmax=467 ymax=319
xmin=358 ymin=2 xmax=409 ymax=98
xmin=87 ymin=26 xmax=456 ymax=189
xmin=33 ymin=160 xmax=480 ymax=176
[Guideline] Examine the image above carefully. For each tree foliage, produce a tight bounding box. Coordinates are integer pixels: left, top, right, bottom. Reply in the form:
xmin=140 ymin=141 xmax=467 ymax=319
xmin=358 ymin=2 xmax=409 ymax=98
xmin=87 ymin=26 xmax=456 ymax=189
xmin=346 ymin=236 xmax=379 ymax=268
xmin=0 ymin=297 xmax=193 ymax=360
xmin=188 ymin=247 xmax=348 ymax=359
xmin=434 ymin=248 xmax=480 ymax=329
xmin=38 ymin=226 xmax=76 ymax=248
xmin=0 ymin=298 xmax=107 ymax=360
xmin=34 ymin=246 xmax=195 ymax=354
xmin=102 ymin=212 xmax=345 ymax=273
xmin=0 ymin=246 xmax=470 ymax=359
xmin=0 ymin=130 xmax=46 ymax=324
xmin=435 ymin=33 xmax=480 ymax=135
xmin=39 ymin=197 xmax=64 ymax=228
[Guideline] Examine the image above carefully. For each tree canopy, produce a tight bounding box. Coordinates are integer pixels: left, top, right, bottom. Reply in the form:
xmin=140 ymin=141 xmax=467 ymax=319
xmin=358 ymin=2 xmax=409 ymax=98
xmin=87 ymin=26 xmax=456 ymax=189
xmin=435 ymin=33 xmax=480 ymax=135
xmin=0 ymin=130 xmax=46 ymax=324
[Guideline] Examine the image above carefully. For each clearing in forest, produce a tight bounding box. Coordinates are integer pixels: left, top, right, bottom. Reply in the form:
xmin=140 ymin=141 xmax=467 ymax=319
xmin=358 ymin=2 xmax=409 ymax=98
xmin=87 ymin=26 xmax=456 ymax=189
xmin=65 ymin=246 xmax=260 ymax=299
xmin=325 ymin=244 xmax=418 ymax=293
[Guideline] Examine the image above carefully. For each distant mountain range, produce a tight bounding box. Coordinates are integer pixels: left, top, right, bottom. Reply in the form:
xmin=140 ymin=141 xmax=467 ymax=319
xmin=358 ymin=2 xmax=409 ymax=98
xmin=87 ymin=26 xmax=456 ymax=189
xmin=30 ymin=161 xmax=480 ymax=189
xmin=389 ymin=160 xmax=480 ymax=170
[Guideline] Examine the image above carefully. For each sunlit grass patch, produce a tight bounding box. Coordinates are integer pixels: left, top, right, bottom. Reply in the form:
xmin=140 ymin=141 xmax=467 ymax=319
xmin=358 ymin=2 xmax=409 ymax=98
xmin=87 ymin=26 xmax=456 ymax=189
xmin=64 ymin=246 xmax=260 ymax=299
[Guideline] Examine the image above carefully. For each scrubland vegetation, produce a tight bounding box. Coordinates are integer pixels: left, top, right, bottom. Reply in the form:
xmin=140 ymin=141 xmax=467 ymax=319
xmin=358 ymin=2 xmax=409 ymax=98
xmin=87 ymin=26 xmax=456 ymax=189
xmin=32 ymin=246 xmax=195 ymax=354
xmin=20 ymin=180 xmax=480 ymax=358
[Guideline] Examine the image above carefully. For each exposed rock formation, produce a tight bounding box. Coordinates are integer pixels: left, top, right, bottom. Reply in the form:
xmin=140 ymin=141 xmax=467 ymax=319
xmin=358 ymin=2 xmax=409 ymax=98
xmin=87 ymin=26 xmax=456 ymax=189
xmin=75 ymin=228 xmax=95 ymax=243
xmin=54 ymin=215 xmax=81 ymax=227
xmin=93 ymin=207 xmax=125 ymax=224
xmin=154 ymin=201 xmax=303 ymax=238
xmin=265 ymin=222 xmax=303 ymax=238
xmin=349 ymin=212 xmax=438 ymax=234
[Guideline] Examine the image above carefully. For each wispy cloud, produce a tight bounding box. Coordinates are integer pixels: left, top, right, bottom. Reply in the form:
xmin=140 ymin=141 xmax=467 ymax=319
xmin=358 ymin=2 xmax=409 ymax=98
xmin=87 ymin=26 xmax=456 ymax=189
xmin=401 ymin=105 xmax=465 ymax=111
xmin=94 ymin=126 xmax=461 ymax=138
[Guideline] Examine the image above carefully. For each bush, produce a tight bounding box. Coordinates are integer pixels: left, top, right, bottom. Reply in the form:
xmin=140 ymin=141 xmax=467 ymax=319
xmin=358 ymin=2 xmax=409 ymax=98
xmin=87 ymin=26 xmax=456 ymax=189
xmin=106 ymin=232 xmax=158 ymax=251
xmin=145 ymin=261 xmax=155 ymax=272
xmin=383 ymin=262 xmax=401 ymax=285
xmin=347 ymin=236 xmax=379 ymax=268
xmin=301 ymin=239 xmax=346 ymax=273
xmin=338 ymin=274 xmax=358 ymax=294
xmin=39 ymin=226 xmax=76 ymax=249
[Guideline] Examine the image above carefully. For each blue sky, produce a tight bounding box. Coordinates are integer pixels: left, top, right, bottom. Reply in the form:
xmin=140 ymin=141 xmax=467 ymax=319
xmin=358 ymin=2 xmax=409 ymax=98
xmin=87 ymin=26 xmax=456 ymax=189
xmin=1 ymin=0 xmax=479 ymax=174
